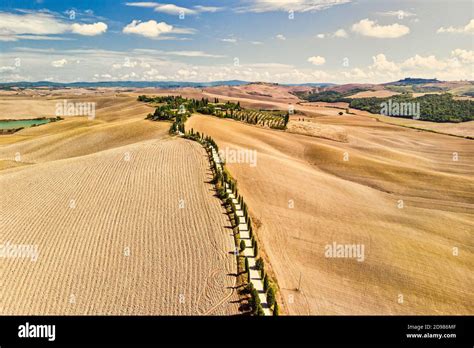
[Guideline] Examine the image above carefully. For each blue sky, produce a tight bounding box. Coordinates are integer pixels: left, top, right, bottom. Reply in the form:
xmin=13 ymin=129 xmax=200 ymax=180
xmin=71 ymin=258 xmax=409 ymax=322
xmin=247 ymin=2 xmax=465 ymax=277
xmin=0 ymin=0 xmax=472 ymax=83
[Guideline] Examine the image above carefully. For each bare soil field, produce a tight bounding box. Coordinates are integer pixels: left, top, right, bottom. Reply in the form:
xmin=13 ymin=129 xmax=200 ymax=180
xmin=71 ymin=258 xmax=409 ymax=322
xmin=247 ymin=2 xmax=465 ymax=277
xmin=286 ymin=120 xmax=349 ymax=142
xmin=1 ymin=138 xmax=239 ymax=315
xmin=0 ymin=93 xmax=239 ymax=315
xmin=348 ymin=90 xmax=400 ymax=98
xmin=187 ymin=113 xmax=474 ymax=315
xmin=205 ymin=83 xmax=303 ymax=104
xmin=0 ymin=98 xmax=58 ymax=119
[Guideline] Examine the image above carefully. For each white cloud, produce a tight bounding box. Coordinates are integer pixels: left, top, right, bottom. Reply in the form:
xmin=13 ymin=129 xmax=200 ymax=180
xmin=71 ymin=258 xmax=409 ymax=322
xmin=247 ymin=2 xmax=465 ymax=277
xmin=251 ymin=41 xmax=263 ymax=45
xmin=51 ymin=59 xmax=67 ymax=67
xmin=0 ymin=11 xmax=107 ymax=40
xmin=3 ymin=45 xmax=473 ymax=84
xmin=143 ymin=68 xmax=167 ymax=80
xmin=194 ymin=6 xmax=222 ymax=13
xmin=311 ymin=70 xmax=330 ymax=80
xmin=124 ymin=2 xmax=157 ymax=8
xmin=6 ymin=35 xmax=72 ymax=41
xmin=177 ymin=69 xmax=198 ymax=78
xmin=352 ymin=18 xmax=410 ymax=38
xmin=112 ymin=59 xmax=141 ymax=69
xmin=333 ymin=29 xmax=348 ymax=38
xmin=402 ymin=54 xmax=447 ymax=70
xmin=341 ymin=68 xmax=368 ymax=80
xmin=377 ymin=10 xmax=416 ymax=19
xmin=221 ymin=38 xmax=237 ymax=43
xmin=0 ymin=12 xmax=70 ymax=36
xmin=370 ymin=54 xmax=399 ymax=73
xmin=451 ymin=49 xmax=474 ymax=64
xmin=0 ymin=66 xmax=16 ymax=72
xmin=125 ymin=2 xmax=223 ymax=15
xmin=236 ymin=0 xmax=351 ymax=13
xmin=153 ymin=4 xmax=197 ymax=15
xmin=316 ymin=29 xmax=347 ymax=39
xmin=276 ymin=34 xmax=286 ymax=40
xmin=71 ymin=22 xmax=107 ymax=36
xmin=167 ymin=50 xmax=225 ymax=58
xmin=245 ymin=63 xmax=294 ymax=69
xmin=340 ymin=51 xmax=474 ymax=83
xmin=437 ymin=19 xmax=474 ymax=34
xmin=307 ymin=56 xmax=326 ymax=65
xmin=123 ymin=20 xmax=173 ymax=38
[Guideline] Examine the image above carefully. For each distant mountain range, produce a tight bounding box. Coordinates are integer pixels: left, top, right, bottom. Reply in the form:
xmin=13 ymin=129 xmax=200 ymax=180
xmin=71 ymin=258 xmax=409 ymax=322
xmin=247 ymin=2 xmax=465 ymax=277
xmin=0 ymin=80 xmax=336 ymax=89
xmin=385 ymin=78 xmax=441 ymax=86
xmin=1 ymin=78 xmax=470 ymax=91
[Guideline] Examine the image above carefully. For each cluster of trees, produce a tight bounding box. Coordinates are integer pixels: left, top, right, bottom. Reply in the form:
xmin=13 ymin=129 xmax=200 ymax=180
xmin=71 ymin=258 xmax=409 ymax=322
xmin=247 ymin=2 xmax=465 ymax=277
xmin=247 ymin=282 xmax=265 ymax=316
xmin=169 ymin=114 xmax=187 ymax=134
xmin=139 ymin=95 xmax=241 ymax=120
xmin=350 ymin=93 xmax=473 ymax=122
xmin=139 ymin=94 xmax=293 ymax=129
xmin=142 ymin=96 xmax=192 ymax=121
xmin=232 ymin=110 xmax=289 ymax=129
xmin=296 ymin=90 xmax=473 ymax=123
xmin=294 ymin=89 xmax=367 ymax=103
xmin=195 ymin=99 xmax=241 ymax=117
xmin=245 ymin=263 xmax=279 ymax=315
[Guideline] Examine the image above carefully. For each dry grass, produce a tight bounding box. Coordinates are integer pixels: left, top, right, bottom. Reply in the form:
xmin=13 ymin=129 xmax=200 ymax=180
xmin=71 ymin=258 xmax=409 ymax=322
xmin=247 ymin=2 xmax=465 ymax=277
xmin=1 ymin=138 xmax=239 ymax=315
xmin=297 ymin=102 xmax=474 ymax=139
xmin=286 ymin=120 xmax=349 ymax=142
xmin=0 ymin=94 xmax=239 ymax=315
xmin=187 ymin=112 xmax=474 ymax=315
xmin=0 ymin=98 xmax=58 ymax=119
xmin=348 ymin=90 xmax=400 ymax=98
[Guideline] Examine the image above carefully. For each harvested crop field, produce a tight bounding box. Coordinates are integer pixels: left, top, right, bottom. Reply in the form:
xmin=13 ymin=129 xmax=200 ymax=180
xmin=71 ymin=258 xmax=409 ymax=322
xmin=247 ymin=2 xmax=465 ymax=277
xmin=187 ymin=113 xmax=474 ymax=315
xmin=1 ymin=138 xmax=238 ymax=315
xmin=0 ymin=94 xmax=239 ymax=315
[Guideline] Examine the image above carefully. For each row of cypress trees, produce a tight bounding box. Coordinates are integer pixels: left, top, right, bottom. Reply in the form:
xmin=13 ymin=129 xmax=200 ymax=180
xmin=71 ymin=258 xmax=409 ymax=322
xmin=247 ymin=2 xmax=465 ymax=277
xmin=183 ymin=129 xmax=280 ymax=316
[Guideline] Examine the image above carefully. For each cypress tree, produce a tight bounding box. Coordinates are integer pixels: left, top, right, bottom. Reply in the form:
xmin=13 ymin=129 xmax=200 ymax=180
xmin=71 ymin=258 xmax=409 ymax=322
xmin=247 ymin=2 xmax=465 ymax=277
xmin=245 ymin=256 xmax=249 ymax=272
xmin=252 ymin=288 xmax=260 ymax=313
xmin=267 ymin=287 xmax=276 ymax=308
xmin=240 ymin=239 xmax=246 ymax=252
xmin=273 ymin=302 xmax=279 ymax=316
xmin=263 ymin=274 xmax=269 ymax=292
xmin=256 ymin=257 xmax=264 ymax=271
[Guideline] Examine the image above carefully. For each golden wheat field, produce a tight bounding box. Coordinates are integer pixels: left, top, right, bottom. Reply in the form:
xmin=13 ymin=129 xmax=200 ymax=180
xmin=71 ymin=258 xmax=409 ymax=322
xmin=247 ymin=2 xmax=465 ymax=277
xmin=0 ymin=95 xmax=239 ymax=315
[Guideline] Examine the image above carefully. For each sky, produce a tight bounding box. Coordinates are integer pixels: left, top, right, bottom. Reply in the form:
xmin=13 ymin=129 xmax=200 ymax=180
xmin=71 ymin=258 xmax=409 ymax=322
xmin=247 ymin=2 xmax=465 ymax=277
xmin=0 ymin=0 xmax=472 ymax=84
